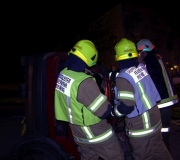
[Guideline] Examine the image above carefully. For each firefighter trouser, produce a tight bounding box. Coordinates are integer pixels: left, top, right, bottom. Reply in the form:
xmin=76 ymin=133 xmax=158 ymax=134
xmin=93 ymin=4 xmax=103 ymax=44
xmin=77 ymin=133 xmax=124 ymax=160
xmin=160 ymin=107 xmax=171 ymax=152
xmin=128 ymin=129 xmax=172 ymax=160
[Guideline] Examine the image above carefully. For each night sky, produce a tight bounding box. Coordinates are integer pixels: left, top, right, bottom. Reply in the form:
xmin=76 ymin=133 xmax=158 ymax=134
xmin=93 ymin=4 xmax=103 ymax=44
xmin=1 ymin=1 xmax=178 ymax=83
xmin=2 ymin=1 xmax=122 ymax=83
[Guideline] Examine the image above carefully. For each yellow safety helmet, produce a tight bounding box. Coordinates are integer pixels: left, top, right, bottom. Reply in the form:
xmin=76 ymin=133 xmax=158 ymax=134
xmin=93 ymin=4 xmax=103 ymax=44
xmin=114 ymin=38 xmax=138 ymax=61
xmin=68 ymin=40 xmax=98 ymax=67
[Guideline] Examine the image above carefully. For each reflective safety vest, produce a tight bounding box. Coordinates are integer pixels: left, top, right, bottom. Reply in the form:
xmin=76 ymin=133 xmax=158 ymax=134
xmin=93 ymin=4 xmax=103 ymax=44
xmin=55 ymin=68 xmax=114 ymax=144
xmin=117 ymin=66 xmax=161 ymax=118
xmin=54 ymin=68 xmax=106 ymax=126
xmin=157 ymin=58 xmax=179 ymax=109
xmin=115 ymin=66 xmax=162 ymax=138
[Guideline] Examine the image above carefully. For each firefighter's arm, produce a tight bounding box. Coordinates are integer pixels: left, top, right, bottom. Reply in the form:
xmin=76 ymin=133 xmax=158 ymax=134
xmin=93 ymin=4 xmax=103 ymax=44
xmin=116 ymin=101 xmax=134 ymax=114
xmin=112 ymin=77 xmax=135 ymax=117
xmin=78 ymin=78 xmax=112 ymax=119
xmin=100 ymin=103 xmax=113 ymax=119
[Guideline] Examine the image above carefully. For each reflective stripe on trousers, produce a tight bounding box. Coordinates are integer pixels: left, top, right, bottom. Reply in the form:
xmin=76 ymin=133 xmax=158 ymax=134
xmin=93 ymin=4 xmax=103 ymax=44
xmin=126 ymin=120 xmax=162 ymax=138
xmin=74 ymin=128 xmax=113 ymax=144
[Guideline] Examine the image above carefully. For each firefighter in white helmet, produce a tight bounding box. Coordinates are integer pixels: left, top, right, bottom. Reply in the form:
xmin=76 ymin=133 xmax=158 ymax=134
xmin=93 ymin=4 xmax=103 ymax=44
xmin=112 ymin=38 xmax=172 ymax=159
xmin=137 ymin=39 xmax=179 ymax=153
xmin=54 ymin=40 xmax=124 ymax=160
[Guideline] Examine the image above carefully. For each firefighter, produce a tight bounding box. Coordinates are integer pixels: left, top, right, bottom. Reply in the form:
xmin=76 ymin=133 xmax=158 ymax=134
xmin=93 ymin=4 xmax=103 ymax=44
xmin=112 ymin=38 xmax=172 ymax=160
xmin=137 ymin=39 xmax=179 ymax=152
xmin=54 ymin=40 xmax=124 ymax=160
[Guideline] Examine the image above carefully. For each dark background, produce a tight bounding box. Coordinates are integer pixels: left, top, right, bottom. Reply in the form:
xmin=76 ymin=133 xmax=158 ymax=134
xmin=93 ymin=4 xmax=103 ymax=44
xmin=1 ymin=1 xmax=179 ymax=83
xmin=1 ymin=1 xmax=120 ymax=83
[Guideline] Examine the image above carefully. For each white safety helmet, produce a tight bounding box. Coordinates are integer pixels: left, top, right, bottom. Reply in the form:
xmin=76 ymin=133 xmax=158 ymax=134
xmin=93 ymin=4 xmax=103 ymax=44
xmin=137 ymin=39 xmax=155 ymax=54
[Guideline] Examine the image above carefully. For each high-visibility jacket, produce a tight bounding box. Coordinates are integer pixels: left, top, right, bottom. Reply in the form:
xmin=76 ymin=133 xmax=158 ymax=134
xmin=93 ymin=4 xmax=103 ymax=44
xmin=54 ymin=68 xmax=104 ymax=126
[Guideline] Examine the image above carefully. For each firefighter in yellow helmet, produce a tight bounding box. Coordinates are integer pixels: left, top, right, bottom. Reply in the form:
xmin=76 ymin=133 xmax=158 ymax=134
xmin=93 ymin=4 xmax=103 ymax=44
xmin=54 ymin=40 xmax=124 ymax=160
xmin=112 ymin=38 xmax=172 ymax=160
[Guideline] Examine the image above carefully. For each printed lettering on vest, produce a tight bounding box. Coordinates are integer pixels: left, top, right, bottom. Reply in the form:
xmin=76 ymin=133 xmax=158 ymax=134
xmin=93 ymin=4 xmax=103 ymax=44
xmin=56 ymin=73 xmax=74 ymax=96
xmin=126 ymin=66 xmax=148 ymax=83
